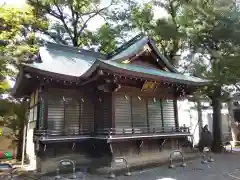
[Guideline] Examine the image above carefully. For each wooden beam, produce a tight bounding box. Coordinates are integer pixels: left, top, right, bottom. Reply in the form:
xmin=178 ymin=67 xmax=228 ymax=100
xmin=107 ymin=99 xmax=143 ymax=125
xmin=173 ymin=99 xmax=179 ymax=130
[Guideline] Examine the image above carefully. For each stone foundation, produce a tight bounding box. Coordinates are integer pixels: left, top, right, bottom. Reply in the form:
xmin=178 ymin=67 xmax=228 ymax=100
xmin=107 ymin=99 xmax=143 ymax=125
xmin=111 ymin=138 xmax=179 ymax=157
xmin=35 ymin=138 xmax=191 ymax=174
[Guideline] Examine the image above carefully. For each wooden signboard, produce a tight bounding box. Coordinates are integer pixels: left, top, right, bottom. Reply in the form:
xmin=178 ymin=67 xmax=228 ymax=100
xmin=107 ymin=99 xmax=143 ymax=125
xmin=141 ymin=81 xmax=159 ymax=92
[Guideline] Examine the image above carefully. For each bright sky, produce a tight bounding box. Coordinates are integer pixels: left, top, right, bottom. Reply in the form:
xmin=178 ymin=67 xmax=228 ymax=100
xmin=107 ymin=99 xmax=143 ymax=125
xmin=0 ymin=0 xmax=26 ymax=7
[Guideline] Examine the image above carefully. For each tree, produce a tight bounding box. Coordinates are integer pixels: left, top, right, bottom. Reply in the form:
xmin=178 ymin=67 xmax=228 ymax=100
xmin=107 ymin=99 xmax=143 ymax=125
xmin=106 ymin=0 xmax=188 ymax=65
xmin=0 ymin=98 xmax=28 ymax=160
xmin=0 ymin=4 xmax=48 ymax=78
xmin=178 ymin=0 xmax=240 ymax=151
xmin=28 ymin=0 xmax=117 ymax=49
xmin=0 ymin=4 xmax=48 ymax=159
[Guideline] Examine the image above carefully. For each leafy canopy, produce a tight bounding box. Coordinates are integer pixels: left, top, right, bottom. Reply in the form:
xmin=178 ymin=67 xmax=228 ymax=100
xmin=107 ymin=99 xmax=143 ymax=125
xmin=0 ymin=4 xmax=48 ymax=93
xmin=28 ymin=0 xmax=118 ymax=51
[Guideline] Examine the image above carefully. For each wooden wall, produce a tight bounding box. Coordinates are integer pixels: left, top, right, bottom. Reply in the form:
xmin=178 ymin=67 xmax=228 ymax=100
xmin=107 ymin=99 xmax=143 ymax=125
xmin=94 ymin=92 xmax=112 ymax=132
xmin=113 ymin=86 xmax=178 ymax=132
xmin=42 ymin=88 xmax=95 ymax=133
xmin=37 ymin=85 xmax=178 ymax=134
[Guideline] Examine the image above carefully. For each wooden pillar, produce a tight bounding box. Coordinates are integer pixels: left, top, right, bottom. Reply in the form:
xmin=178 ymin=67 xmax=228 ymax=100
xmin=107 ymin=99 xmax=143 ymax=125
xmin=111 ymin=93 xmax=116 ymax=129
xmin=160 ymin=99 xmax=164 ymax=131
xmin=43 ymin=89 xmax=48 ymax=130
xmin=173 ymin=99 xmax=179 ymax=130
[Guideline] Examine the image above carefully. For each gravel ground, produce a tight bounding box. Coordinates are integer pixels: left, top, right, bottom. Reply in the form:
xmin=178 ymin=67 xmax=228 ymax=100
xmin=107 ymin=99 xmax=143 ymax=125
xmin=1 ymin=152 xmax=240 ymax=180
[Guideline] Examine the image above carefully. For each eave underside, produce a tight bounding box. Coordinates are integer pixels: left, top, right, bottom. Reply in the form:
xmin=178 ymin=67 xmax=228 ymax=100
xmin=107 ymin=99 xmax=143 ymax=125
xmin=13 ymin=60 xmax=209 ymax=98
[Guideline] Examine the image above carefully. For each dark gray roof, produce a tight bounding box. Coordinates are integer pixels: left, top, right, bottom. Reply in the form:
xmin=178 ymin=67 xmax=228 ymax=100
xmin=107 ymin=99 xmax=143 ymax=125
xmin=26 ymin=46 xmax=95 ymax=77
xmin=107 ymin=36 xmax=178 ymax=73
xmin=20 ymin=34 xmax=210 ymax=85
xmin=109 ymin=36 xmax=149 ymax=61
xmin=81 ymin=60 xmax=210 ymax=85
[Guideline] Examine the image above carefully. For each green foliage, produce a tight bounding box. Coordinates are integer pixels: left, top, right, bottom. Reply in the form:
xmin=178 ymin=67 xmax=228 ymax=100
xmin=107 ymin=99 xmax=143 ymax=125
xmin=28 ymin=0 xmax=116 ymax=48
xmin=94 ymin=24 xmax=118 ymax=53
xmin=0 ymin=80 xmax=9 ymax=94
xmin=0 ymin=5 xmax=48 ymax=63
xmin=176 ymin=0 xmax=240 ymax=96
xmin=0 ymin=5 xmax=48 ymax=93
xmin=105 ymin=0 xmax=186 ymax=64
xmin=131 ymin=4 xmax=154 ymax=32
xmin=0 ymin=99 xmax=27 ymax=138
xmin=0 ymin=5 xmax=48 ymax=94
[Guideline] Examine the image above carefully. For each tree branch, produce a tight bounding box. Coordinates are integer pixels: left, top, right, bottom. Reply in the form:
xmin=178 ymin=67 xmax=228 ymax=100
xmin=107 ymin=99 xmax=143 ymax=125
xmin=76 ymin=0 xmax=113 ymax=40
xmin=168 ymin=0 xmax=180 ymax=29
xmin=41 ymin=30 xmax=68 ymax=45
xmin=52 ymin=0 xmax=74 ymax=44
xmin=67 ymin=0 xmax=79 ymax=46
xmin=158 ymin=39 xmax=169 ymax=59
xmin=234 ymin=84 xmax=240 ymax=92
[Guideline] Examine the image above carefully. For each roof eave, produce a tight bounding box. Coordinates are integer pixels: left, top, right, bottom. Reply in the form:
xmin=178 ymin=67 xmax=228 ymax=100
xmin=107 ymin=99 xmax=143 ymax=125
xmin=22 ymin=65 xmax=80 ymax=82
xmin=11 ymin=67 xmax=24 ymax=98
xmin=147 ymin=38 xmax=178 ymax=73
xmin=90 ymin=60 xmax=212 ymax=86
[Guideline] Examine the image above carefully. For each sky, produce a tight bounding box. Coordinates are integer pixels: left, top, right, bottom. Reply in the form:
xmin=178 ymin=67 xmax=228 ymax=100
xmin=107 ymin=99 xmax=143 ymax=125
xmin=0 ymin=0 xmax=26 ymax=7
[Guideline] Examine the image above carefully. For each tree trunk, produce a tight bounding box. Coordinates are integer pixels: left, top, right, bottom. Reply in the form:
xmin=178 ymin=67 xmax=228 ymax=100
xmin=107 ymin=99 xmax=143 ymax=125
xmin=16 ymin=119 xmax=25 ymax=160
xmin=227 ymin=99 xmax=240 ymax=146
xmin=211 ymin=86 xmax=223 ymax=152
xmin=197 ymin=100 xmax=203 ymax=139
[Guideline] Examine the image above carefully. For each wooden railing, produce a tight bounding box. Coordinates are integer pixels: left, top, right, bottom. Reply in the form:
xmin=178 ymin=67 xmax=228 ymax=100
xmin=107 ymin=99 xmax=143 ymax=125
xmin=96 ymin=126 xmax=190 ymax=136
xmin=34 ymin=126 xmax=190 ymax=137
xmin=34 ymin=128 xmax=92 ymax=136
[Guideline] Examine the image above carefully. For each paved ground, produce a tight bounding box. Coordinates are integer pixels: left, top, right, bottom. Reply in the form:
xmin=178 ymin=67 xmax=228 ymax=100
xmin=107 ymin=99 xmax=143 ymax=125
xmin=90 ymin=152 xmax=240 ymax=180
xmin=1 ymin=152 xmax=240 ymax=180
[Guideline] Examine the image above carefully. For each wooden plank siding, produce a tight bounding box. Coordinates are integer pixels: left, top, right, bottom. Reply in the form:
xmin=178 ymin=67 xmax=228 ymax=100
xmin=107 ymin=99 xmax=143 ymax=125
xmin=43 ymin=88 xmax=95 ymax=135
xmin=162 ymin=100 xmax=175 ymax=132
xmin=94 ymin=92 xmax=112 ymax=133
xmin=131 ymin=96 xmax=148 ymax=133
xmin=81 ymin=94 xmax=94 ymax=133
xmin=147 ymin=98 xmax=163 ymax=131
xmin=114 ymin=94 xmax=132 ymax=134
xmin=113 ymin=86 xmax=177 ymax=133
xmin=47 ymin=97 xmax=65 ymax=134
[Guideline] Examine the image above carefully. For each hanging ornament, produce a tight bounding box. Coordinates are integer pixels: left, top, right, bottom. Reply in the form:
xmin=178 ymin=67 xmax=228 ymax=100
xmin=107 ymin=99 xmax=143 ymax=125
xmin=138 ymin=96 xmax=141 ymax=100
xmin=125 ymin=95 xmax=128 ymax=100
xmin=63 ymin=96 xmax=66 ymax=101
xmin=153 ymin=97 xmax=156 ymax=103
xmin=81 ymin=98 xmax=84 ymax=103
xmin=98 ymin=69 xmax=104 ymax=75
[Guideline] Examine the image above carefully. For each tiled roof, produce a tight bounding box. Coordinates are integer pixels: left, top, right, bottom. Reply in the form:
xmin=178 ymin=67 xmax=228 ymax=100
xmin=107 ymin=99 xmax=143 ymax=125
xmin=20 ymin=34 xmax=210 ymax=85
xmin=82 ymin=60 xmax=210 ymax=85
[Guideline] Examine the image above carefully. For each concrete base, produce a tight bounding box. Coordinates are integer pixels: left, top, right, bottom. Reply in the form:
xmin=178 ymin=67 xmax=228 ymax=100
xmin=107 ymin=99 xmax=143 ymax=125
xmin=37 ymin=154 xmax=92 ymax=174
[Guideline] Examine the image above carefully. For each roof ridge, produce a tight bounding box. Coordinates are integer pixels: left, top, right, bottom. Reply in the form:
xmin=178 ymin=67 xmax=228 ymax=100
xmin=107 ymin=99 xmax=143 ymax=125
xmin=107 ymin=33 xmax=146 ymax=59
xmin=43 ymin=41 xmax=107 ymax=59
